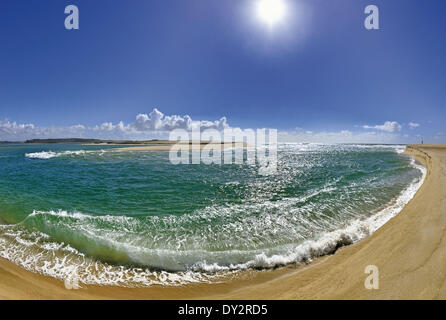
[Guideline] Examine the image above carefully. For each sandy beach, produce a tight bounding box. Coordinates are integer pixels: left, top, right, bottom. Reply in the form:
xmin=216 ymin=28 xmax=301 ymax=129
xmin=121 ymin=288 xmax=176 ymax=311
xmin=1 ymin=144 xmax=445 ymax=300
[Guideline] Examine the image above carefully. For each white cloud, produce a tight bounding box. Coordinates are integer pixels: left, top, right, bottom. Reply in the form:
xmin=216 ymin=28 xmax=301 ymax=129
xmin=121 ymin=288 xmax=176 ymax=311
xmin=131 ymin=108 xmax=228 ymax=132
xmin=0 ymin=119 xmax=35 ymax=135
xmin=70 ymin=124 xmax=85 ymax=130
xmin=409 ymin=122 xmax=420 ymax=129
xmin=0 ymin=111 xmax=428 ymax=144
xmin=363 ymin=121 xmax=402 ymax=133
xmin=0 ymin=119 xmax=89 ymax=141
xmin=94 ymin=121 xmax=128 ymax=132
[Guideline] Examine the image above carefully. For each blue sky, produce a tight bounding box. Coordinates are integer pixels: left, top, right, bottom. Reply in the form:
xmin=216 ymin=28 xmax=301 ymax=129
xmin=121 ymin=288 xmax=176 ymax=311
xmin=0 ymin=0 xmax=445 ymax=143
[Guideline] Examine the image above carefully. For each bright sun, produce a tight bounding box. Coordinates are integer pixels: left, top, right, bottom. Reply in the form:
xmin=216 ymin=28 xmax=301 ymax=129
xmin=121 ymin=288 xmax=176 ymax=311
xmin=256 ymin=0 xmax=287 ymax=26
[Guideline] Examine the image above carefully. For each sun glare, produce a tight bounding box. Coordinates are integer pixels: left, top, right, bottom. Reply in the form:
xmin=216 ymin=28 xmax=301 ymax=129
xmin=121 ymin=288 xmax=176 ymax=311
xmin=256 ymin=0 xmax=287 ymax=27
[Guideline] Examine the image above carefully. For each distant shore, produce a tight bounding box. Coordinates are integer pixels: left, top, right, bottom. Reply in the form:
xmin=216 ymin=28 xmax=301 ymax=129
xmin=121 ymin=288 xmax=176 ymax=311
xmin=0 ymin=139 xmax=248 ymax=152
xmin=110 ymin=141 xmax=247 ymax=151
xmin=0 ymin=145 xmax=445 ymax=299
xmin=0 ymin=138 xmax=246 ymax=146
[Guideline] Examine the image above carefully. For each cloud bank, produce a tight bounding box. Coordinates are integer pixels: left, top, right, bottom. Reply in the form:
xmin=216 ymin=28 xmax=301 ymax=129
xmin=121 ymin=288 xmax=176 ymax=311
xmin=0 ymin=108 xmax=230 ymax=141
xmin=0 ymin=111 xmax=431 ymax=144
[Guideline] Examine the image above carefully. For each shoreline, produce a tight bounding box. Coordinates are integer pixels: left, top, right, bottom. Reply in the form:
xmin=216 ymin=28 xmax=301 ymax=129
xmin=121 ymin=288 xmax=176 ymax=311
xmin=0 ymin=144 xmax=445 ymax=299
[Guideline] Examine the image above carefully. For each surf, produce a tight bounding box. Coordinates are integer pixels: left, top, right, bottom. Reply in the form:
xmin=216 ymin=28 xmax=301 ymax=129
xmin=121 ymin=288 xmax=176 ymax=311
xmin=0 ymin=143 xmax=425 ymax=287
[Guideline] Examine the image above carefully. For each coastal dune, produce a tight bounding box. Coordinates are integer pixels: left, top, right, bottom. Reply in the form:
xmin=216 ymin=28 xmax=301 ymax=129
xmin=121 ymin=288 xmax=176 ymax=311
xmin=0 ymin=145 xmax=445 ymax=299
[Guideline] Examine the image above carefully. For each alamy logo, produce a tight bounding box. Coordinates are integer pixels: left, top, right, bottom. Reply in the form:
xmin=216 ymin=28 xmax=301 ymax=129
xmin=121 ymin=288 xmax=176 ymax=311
xmin=169 ymin=128 xmax=278 ymax=176
xmin=364 ymin=265 xmax=379 ymax=290
xmin=64 ymin=5 xmax=379 ymax=32
xmin=64 ymin=269 xmax=81 ymax=290
xmin=65 ymin=5 xmax=79 ymax=30
xmin=364 ymin=5 xmax=379 ymax=30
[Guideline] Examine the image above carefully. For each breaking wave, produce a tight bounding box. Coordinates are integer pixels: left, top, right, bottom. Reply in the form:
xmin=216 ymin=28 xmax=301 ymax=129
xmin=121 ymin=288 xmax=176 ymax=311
xmin=25 ymin=150 xmax=104 ymax=159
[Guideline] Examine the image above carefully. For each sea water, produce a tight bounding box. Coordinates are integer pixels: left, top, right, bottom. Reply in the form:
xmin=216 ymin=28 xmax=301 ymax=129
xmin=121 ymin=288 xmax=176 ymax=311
xmin=0 ymin=143 xmax=425 ymax=286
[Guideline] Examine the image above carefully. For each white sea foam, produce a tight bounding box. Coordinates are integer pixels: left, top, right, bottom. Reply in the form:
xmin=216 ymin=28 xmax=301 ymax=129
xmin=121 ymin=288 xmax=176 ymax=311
xmin=0 ymin=223 xmax=231 ymax=287
xmin=25 ymin=151 xmax=59 ymax=159
xmin=193 ymin=155 xmax=426 ymax=272
xmin=25 ymin=150 xmax=104 ymax=159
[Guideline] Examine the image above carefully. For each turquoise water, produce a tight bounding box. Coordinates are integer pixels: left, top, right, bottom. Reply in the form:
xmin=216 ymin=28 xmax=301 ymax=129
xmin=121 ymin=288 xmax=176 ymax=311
xmin=0 ymin=143 xmax=424 ymax=286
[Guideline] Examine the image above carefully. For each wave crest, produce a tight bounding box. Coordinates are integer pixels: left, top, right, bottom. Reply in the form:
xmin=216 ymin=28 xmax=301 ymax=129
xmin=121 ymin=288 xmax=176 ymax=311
xmin=25 ymin=150 xmax=103 ymax=159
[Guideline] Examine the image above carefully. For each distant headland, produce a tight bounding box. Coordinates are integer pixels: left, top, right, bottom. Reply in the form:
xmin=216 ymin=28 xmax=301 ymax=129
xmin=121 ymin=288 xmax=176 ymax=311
xmin=0 ymin=138 xmax=239 ymax=146
xmin=0 ymin=138 xmax=168 ymax=145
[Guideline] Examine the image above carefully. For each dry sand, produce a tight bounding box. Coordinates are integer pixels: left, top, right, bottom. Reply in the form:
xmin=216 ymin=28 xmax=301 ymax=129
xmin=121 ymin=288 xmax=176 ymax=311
xmin=1 ymin=144 xmax=445 ymax=300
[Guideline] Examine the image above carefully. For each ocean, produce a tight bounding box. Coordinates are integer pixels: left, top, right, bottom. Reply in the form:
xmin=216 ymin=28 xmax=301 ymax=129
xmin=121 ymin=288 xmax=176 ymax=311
xmin=0 ymin=143 xmax=425 ymax=286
